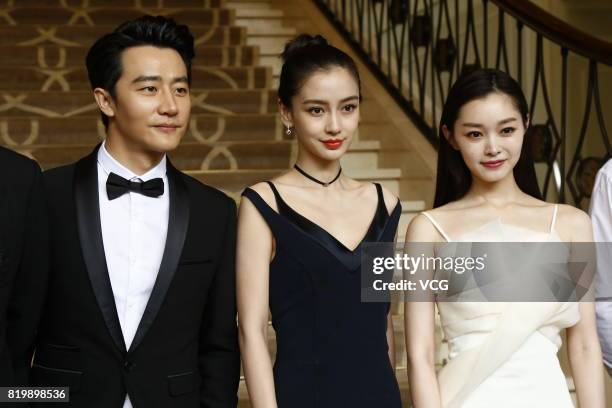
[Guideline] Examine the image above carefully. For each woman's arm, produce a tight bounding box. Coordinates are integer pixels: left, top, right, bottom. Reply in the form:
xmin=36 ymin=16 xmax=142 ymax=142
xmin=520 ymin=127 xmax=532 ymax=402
xmin=387 ymin=311 xmax=396 ymax=369
xmin=568 ymin=302 xmax=605 ymax=408
xmin=236 ymin=195 xmax=278 ymax=408
xmin=404 ymin=214 xmax=443 ymax=408
xmin=566 ymin=207 xmax=605 ymax=408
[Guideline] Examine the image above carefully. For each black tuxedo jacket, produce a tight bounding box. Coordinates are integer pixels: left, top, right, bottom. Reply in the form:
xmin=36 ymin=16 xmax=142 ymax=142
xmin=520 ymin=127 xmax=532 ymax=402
xmin=0 ymin=147 xmax=48 ymax=390
xmin=32 ymin=147 xmax=240 ymax=407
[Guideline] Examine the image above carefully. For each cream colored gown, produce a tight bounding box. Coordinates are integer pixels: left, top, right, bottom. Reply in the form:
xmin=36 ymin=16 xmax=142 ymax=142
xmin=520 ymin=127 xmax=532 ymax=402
xmin=421 ymin=205 xmax=580 ymax=408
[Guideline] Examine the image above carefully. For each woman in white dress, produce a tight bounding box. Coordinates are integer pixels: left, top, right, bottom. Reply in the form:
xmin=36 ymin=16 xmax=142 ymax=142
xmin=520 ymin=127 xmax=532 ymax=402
xmin=404 ymin=69 xmax=605 ymax=407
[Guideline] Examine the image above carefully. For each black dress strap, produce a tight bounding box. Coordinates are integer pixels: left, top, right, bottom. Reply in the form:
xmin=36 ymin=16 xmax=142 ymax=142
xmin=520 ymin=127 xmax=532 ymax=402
xmin=373 ymin=183 xmax=390 ymax=217
xmin=241 ymin=187 xmax=280 ymax=225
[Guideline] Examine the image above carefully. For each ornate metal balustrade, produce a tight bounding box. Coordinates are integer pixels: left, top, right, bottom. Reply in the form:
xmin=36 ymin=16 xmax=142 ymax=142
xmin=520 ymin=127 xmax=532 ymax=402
xmin=314 ymin=0 xmax=611 ymax=208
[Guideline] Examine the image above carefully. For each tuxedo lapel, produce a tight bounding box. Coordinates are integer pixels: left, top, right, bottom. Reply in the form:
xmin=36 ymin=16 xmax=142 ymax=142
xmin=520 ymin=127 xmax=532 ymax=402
xmin=128 ymin=161 xmax=189 ymax=354
xmin=74 ymin=145 xmax=127 ymax=354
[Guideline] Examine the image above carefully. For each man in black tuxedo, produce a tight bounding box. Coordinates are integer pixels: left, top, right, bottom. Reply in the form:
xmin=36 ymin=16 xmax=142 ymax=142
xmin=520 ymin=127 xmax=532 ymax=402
xmin=0 ymin=147 xmax=48 ymax=391
xmin=32 ymin=16 xmax=240 ymax=407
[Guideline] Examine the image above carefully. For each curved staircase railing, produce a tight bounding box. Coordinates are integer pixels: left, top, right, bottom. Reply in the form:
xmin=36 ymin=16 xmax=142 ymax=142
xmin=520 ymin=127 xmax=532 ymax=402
xmin=314 ymin=0 xmax=611 ymax=208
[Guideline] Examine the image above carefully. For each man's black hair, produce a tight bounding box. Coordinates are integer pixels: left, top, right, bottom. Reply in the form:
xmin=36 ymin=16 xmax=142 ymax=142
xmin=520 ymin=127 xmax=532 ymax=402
xmin=86 ymin=15 xmax=195 ymax=128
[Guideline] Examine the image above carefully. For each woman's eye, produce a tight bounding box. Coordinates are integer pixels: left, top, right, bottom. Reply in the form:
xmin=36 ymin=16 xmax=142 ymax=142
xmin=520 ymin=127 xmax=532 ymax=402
xmin=309 ymin=107 xmax=324 ymax=115
xmin=343 ymin=104 xmax=357 ymax=112
xmin=501 ymin=127 xmax=515 ymax=135
xmin=467 ymin=131 xmax=482 ymax=138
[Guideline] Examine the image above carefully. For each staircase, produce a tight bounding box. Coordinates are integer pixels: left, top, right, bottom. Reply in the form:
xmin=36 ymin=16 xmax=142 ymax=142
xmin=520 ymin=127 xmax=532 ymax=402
xmin=0 ymin=0 xmax=437 ymax=406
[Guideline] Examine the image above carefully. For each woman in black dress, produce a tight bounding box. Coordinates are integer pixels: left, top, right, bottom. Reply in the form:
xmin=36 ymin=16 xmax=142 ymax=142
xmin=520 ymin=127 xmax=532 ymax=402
xmin=236 ymin=34 xmax=402 ymax=408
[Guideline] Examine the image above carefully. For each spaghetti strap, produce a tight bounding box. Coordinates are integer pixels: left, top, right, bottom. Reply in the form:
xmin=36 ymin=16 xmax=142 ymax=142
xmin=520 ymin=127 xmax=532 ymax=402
xmin=373 ymin=183 xmax=389 ymax=217
xmin=421 ymin=211 xmax=451 ymax=242
xmin=549 ymin=204 xmax=559 ymax=233
xmin=265 ymin=181 xmax=282 ymax=207
xmin=241 ymin=187 xmax=278 ymax=221
xmin=374 ymin=183 xmax=384 ymax=203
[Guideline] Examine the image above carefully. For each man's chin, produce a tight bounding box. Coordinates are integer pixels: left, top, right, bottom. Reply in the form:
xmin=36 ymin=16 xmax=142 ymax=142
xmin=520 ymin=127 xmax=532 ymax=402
xmin=146 ymin=134 xmax=184 ymax=153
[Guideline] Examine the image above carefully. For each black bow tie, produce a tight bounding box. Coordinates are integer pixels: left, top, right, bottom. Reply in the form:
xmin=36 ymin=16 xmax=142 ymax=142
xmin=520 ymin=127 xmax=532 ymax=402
xmin=106 ymin=172 xmax=164 ymax=200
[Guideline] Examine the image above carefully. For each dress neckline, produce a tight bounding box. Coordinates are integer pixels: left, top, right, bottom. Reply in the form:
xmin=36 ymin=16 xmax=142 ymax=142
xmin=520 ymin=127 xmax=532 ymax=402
xmin=242 ymin=183 xmax=401 ymax=271
xmin=265 ymin=181 xmax=399 ymax=253
xmin=422 ymin=204 xmax=560 ymax=242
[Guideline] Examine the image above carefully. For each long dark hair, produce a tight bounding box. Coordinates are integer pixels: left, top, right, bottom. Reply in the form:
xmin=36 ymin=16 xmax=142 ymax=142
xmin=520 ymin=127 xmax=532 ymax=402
xmin=434 ymin=68 xmax=541 ymax=207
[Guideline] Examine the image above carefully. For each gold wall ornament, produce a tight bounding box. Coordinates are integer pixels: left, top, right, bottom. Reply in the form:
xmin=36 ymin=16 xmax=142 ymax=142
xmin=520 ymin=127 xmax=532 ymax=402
xmin=0 ymin=119 xmax=39 ymax=146
xmin=190 ymin=91 xmax=235 ymax=115
xmin=194 ymin=25 xmax=217 ymax=46
xmin=35 ymin=67 xmax=73 ymax=91
xmin=0 ymin=5 xmax=16 ymax=26
xmin=189 ymin=116 xmax=226 ymax=145
xmin=0 ymin=93 xmax=61 ymax=118
xmin=200 ymin=146 xmax=238 ymax=170
xmin=17 ymin=27 xmax=80 ymax=47
xmin=193 ymin=67 xmax=239 ymax=89
xmin=37 ymin=46 xmax=67 ymax=69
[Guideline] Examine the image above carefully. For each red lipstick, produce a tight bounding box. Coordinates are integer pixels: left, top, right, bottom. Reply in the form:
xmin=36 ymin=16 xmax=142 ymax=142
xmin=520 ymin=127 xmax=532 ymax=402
xmin=321 ymin=139 xmax=344 ymax=150
xmin=481 ymin=159 xmax=506 ymax=169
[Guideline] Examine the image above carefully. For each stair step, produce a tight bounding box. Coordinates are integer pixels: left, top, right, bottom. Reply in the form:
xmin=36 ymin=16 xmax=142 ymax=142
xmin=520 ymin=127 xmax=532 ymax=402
xmin=0 ymin=115 xmax=400 ymax=146
xmin=185 ymin=168 xmax=402 ymax=199
xmin=0 ymin=115 xmax=281 ymax=145
xmin=0 ymin=7 xmax=235 ymax=26
xmin=233 ymin=8 xmax=283 ymax=18
xmin=259 ymin=55 xmax=282 ymax=76
xmin=226 ymin=1 xmax=307 ymax=18
xmin=3 ymin=0 xmax=226 ymax=7
xmin=14 ymin=139 xmax=388 ymax=173
xmin=0 ymin=44 xmax=258 ymax=68
xmin=14 ymin=141 xmax=293 ymax=172
xmin=247 ymin=36 xmax=294 ymax=56
xmin=0 ymin=90 xmax=388 ymax=118
xmin=0 ymin=25 xmax=245 ymax=48
xmin=0 ymin=90 xmax=278 ymax=116
xmin=234 ymin=19 xmax=297 ymax=36
xmin=0 ymin=66 xmax=272 ymax=91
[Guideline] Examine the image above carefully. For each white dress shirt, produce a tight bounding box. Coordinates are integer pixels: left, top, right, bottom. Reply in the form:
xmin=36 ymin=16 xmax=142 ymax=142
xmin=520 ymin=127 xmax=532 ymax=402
xmin=97 ymin=142 xmax=169 ymax=407
xmin=589 ymin=158 xmax=612 ymax=369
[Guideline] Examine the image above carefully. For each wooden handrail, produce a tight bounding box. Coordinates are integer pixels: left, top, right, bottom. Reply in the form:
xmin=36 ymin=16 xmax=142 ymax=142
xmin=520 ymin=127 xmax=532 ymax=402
xmin=492 ymin=0 xmax=612 ymax=65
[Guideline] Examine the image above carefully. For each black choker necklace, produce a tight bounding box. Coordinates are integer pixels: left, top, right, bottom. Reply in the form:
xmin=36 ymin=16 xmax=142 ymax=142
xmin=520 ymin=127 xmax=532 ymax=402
xmin=293 ymin=164 xmax=342 ymax=187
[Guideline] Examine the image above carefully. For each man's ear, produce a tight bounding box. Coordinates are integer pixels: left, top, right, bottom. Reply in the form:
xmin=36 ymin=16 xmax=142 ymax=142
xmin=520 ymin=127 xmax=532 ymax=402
xmin=93 ymin=88 xmax=116 ymax=119
xmin=442 ymin=124 xmax=459 ymax=150
xmin=278 ymin=98 xmax=293 ymax=129
xmin=524 ymin=114 xmax=530 ymax=130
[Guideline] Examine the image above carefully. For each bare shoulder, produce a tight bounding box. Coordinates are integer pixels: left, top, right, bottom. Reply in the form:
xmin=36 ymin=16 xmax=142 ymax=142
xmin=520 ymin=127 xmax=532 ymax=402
xmin=405 ymin=212 xmax=444 ymax=242
xmin=555 ymin=203 xmax=592 ymax=241
xmin=379 ymin=184 xmax=400 ymax=214
xmin=556 ymin=203 xmax=591 ymax=229
xmin=241 ymin=181 xmax=278 ymax=212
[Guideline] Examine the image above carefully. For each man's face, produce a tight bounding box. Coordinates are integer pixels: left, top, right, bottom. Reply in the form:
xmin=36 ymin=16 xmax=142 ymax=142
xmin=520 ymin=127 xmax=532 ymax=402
xmin=105 ymin=45 xmax=191 ymax=154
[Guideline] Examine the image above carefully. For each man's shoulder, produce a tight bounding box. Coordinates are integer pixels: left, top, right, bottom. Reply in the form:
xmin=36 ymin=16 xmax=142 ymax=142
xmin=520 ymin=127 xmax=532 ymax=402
xmin=43 ymin=162 xmax=79 ymax=194
xmin=599 ymin=158 xmax=612 ymax=180
xmin=0 ymin=146 xmax=39 ymax=174
xmin=177 ymin=171 xmax=234 ymax=208
xmin=43 ymin=162 xmax=76 ymax=181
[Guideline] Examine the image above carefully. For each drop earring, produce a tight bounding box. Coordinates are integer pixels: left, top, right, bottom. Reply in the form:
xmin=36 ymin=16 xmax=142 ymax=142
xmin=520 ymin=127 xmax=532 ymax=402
xmin=286 ymin=126 xmax=293 ymax=136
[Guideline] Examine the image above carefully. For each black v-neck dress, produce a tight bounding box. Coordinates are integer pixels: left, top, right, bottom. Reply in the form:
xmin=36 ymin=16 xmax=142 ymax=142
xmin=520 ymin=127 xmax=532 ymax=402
xmin=242 ymin=182 xmax=402 ymax=408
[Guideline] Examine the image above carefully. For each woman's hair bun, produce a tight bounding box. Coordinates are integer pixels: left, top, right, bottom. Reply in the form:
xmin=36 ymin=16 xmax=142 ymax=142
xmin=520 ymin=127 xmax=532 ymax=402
xmin=281 ymin=34 xmax=329 ymax=61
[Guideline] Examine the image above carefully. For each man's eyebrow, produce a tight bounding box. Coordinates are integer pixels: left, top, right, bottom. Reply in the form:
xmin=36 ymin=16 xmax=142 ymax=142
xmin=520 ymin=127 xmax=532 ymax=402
xmin=171 ymin=76 xmax=189 ymax=84
xmin=131 ymin=75 xmax=161 ymax=84
xmin=130 ymin=75 xmax=189 ymax=84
